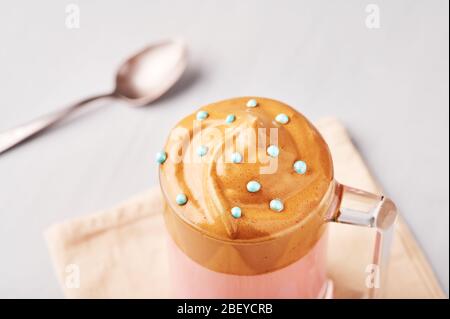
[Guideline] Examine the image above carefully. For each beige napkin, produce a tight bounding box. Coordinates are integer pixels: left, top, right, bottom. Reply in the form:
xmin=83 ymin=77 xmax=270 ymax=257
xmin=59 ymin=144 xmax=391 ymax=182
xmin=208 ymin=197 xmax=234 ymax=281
xmin=45 ymin=118 xmax=446 ymax=299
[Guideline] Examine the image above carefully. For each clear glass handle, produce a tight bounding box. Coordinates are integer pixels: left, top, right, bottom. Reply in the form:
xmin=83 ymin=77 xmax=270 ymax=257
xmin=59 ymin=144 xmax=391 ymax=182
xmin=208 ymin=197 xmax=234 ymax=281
xmin=327 ymin=183 xmax=398 ymax=298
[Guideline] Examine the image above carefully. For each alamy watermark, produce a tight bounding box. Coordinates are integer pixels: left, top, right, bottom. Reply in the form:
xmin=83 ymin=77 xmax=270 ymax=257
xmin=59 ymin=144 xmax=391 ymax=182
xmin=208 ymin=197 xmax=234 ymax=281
xmin=65 ymin=3 xmax=80 ymax=29
xmin=65 ymin=264 xmax=80 ymax=289
xmin=365 ymin=263 xmax=381 ymax=289
xmin=365 ymin=4 xmax=381 ymax=29
xmin=166 ymin=119 xmax=279 ymax=175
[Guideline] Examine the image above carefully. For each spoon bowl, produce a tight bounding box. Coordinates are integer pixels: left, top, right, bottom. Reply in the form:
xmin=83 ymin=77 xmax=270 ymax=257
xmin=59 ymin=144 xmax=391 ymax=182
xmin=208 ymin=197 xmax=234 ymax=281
xmin=115 ymin=39 xmax=188 ymax=105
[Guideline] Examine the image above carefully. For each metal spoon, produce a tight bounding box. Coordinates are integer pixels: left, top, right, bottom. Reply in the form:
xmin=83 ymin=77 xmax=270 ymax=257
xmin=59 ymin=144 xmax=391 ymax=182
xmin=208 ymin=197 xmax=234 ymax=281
xmin=0 ymin=39 xmax=188 ymax=155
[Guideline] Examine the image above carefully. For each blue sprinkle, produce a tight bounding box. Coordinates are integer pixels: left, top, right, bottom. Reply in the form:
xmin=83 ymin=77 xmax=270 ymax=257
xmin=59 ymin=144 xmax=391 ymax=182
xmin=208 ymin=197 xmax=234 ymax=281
xmin=270 ymin=199 xmax=284 ymax=212
xmin=246 ymin=99 xmax=258 ymax=108
xmin=225 ymin=114 xmax=236 ymax=124
xmin=196 ymin=110 xmax=209 ymax=120
xmin=155 ymin=151 xmax=167 ymax=164
xmin=275 ymin=113 xmax=289 ymax=124
xmin=267 ymin=145 xmax=280 ymax=157
xmin=175 ymin=193 xmax=188 ymax=205
xmin=197 ymin=145 xmax=209 ymax=157
xmin=246 ymin=180 xmax=261 ymax=193
xmin=293 ymin=160 xmax=307 ymax=174
xmin=231 ymin=152 xmax=243 ymax=163
xmin=231 ymin=207 xmax=242 ymax=219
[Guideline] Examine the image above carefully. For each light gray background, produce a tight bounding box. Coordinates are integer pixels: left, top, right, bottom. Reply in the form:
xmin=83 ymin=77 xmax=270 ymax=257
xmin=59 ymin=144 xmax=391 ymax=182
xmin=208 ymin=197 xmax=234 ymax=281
xmin=0 ymin=0 xmax=448 ymax=298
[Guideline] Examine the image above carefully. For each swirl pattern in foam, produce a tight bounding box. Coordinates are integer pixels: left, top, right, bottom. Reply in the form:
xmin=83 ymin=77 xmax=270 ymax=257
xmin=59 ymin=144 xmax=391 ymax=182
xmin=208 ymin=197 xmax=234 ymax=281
xmin=159 ymin=97 xmax=333 ymax=242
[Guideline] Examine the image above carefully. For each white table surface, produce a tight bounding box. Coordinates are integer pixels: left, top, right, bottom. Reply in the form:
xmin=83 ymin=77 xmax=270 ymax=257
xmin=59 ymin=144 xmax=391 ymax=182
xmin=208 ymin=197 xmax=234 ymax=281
xmin=0 ymin=0 xmax=448 ymax=298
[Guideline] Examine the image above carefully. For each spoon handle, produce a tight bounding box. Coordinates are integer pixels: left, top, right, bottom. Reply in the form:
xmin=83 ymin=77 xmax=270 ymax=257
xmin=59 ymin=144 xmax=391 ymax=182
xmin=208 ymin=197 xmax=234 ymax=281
xmin=0 ymin=93 xmax=113 ymax=155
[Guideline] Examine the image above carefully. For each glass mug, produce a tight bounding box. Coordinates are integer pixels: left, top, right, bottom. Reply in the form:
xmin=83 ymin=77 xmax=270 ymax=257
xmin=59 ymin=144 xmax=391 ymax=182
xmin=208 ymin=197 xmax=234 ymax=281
xmin=159 ymin=97 xmax=397 ymax=299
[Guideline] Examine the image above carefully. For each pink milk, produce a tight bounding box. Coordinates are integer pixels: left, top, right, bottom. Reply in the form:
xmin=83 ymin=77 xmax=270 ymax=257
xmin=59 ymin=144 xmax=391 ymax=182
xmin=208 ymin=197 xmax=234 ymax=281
xmin=167 ymin=231 xmax=329 ymax=299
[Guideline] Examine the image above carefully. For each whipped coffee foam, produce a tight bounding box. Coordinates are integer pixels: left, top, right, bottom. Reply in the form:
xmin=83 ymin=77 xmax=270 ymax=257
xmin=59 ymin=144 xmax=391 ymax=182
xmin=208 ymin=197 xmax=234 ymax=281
xmin=160 ymin=97 xmax=336 ymax=274
xmin=160 ymin=97 xmax=333 ymax=240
